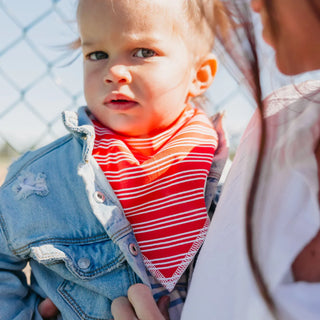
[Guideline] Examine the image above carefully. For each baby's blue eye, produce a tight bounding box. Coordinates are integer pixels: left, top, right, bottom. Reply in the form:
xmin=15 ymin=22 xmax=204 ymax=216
xmin=135 ymin=48 xmax=156 ymax=58
xmin=88 ymin=51 xmax=108 ymax=60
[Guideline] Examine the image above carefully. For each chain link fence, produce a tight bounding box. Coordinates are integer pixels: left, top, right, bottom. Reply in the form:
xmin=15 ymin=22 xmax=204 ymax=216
xmin=0 ymin=0 xmax=256 ymax=183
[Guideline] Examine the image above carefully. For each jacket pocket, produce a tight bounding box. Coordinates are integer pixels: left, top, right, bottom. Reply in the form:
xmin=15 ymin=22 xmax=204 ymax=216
xmin=30 ymin=237 xmax=125 ymax=279
xmin=30 ymin=237 xmax=140 ymax=319
xmin=58 ymin=280 xmax=112 ymax=320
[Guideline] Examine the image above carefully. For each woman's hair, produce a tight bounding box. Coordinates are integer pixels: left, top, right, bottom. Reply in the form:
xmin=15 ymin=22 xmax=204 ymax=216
xmin=211 ymin=1 xmax=273 ymax=314
xmin=208 ymin=0 xmax=320 ymax=318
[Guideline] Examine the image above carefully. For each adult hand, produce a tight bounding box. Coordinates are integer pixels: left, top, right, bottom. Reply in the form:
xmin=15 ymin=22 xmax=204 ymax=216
xmin=38 ymin=298 xmax=59 ymax=319
xmin=111 ymin=283 xmax=170 ymax=320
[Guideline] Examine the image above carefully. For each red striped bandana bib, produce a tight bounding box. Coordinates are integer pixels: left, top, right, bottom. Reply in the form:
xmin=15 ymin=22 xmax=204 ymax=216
xmin=92 ymin=105 xmax=218 ymax=291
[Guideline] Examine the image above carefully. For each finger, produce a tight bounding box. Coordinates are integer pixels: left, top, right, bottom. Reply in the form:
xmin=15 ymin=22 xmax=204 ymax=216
xmin=128 ymin=284 xmax=165 ymax=320
xmin=157 ymin=295 xmax=170 ymax=320
xmin=38 ymin=298 xmax=59 ymax=318
xmin=111 ymin=296 xmax=138 ymax=320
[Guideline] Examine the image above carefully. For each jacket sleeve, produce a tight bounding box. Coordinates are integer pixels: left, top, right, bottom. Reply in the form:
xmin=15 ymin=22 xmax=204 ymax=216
xmin=0 ymin=227 xmax=43 ymax=320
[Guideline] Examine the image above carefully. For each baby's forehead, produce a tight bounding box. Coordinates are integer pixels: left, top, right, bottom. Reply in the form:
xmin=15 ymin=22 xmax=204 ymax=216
xmin=77 ymin=0 xmax=188 ymax=28
xmin=78 ymin=0 xmax=190 ymax=38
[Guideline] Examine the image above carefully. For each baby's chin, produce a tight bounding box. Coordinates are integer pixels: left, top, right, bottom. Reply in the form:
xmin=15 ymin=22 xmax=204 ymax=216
xmin=112 ymin=126 xmax=168 ymax=139
xmin=107 ymin=126 xmax=151 ymax=138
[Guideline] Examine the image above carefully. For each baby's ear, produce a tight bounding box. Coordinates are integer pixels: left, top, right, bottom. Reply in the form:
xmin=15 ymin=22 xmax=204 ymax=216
xmin=189 ymin=53 xmax=217 ymax=97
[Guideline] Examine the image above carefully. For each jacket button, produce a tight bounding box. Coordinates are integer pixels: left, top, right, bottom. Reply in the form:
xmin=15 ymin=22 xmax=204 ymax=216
xmin=94 ymin=191 xmax=105 ymax=203
xmin=129 ymin=243 xmax=139 ymax=256
xmin=77 ymin=257 xmax=91 ymax=269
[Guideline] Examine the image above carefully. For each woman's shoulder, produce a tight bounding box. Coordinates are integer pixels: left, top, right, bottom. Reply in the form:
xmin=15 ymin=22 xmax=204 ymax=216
xmin=263 ymin=80 xmax=320 ymax=117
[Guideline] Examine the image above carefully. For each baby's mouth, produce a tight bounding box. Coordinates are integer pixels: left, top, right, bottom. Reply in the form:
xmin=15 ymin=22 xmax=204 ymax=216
xmin=111 ymin=99 xmax=130 ymax=103
xmin=104 ymin=98 xmax=138 ymax=110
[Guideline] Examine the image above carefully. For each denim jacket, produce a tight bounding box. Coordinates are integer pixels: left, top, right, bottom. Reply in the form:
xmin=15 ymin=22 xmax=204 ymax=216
xmin=0 ymin=107 xmax=228 ymax=320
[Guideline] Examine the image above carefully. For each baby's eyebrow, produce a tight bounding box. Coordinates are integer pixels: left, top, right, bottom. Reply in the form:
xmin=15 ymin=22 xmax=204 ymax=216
xmin=81 ymin=41 xmax=95 ymax=48
xmin=80 ymin=33 xmax=165 ymax=50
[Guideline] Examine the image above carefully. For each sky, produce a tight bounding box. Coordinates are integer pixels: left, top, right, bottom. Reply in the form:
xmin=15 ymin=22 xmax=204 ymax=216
xmin=0 ymin=0 xmax=318 ymax=157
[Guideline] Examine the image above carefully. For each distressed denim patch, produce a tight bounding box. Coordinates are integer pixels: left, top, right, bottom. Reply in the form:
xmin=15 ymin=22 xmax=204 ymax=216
xmin=12 ymin=170 xmax=49 ymax=200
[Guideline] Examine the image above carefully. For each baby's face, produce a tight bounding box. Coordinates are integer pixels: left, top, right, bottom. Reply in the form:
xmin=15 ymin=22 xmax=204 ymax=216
xmin=77 ymin=0 xmax=198 ymax=137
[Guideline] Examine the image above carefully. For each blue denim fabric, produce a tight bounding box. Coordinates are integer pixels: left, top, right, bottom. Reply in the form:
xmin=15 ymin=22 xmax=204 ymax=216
xmin=0 ymin=107 xmax=228 ymax=319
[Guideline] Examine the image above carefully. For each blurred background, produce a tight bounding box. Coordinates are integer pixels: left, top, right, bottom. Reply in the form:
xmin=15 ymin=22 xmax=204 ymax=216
xmin=0 ymin=0 xmax=318 ymax=184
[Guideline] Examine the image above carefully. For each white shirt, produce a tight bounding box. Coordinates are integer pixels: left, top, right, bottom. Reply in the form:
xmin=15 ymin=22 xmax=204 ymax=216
xmin=182 ymin=80 xmax=320 ymax=320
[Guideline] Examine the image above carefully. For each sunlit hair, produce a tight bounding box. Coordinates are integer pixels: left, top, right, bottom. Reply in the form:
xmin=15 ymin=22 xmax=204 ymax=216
xmin=183 ymin=0 xmax=228 ymax=55
xmin=205 ymin=0 xmax=320 ymax=319
xmin=181 ymin=0 xmax=231 ymax=108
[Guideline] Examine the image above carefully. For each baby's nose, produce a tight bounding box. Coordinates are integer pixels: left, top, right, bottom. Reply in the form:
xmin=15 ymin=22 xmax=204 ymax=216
xmin=104 ymin=65 xmax=132 ymax=84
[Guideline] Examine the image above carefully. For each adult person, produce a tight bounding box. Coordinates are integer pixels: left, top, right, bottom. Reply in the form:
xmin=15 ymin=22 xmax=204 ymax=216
xmin=183 ymin=0 xmax=320 ymax=318
xmin=39 ymin=0 xmax=320 ymax=318
xmin=109 ymin=0 xmax=320 ymax=319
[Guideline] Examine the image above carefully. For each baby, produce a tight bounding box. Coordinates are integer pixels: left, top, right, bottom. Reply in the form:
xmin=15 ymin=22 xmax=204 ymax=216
xmin=0 ymin=0 xmax=227 ymax=319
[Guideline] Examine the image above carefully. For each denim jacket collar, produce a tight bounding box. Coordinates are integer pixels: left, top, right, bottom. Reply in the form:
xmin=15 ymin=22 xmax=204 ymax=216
xmin=62 ymin=106 xmax=95 ymax=164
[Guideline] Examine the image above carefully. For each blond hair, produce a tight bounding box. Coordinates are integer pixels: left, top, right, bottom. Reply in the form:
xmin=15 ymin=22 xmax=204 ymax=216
xmin=183 ymin=0 xmax=229 ymax=54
